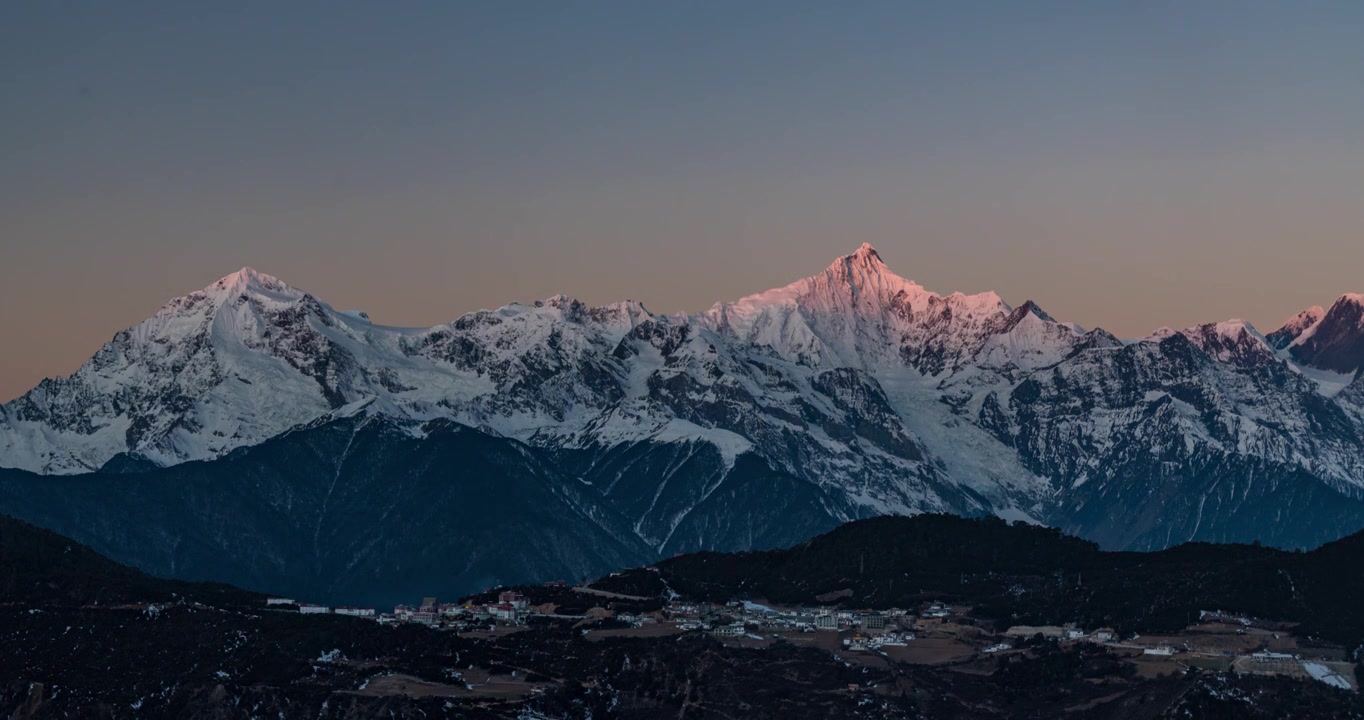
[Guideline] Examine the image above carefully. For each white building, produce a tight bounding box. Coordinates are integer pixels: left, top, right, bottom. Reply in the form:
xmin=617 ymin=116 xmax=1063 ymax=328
xmin=335 ymin=607 xmax=376 ymax=617
xmin=265 ymin=597 xmax=295 ymax=606
xmin=712 ymin=622 xmax=745 ymax=637
xmin=489 ymin=603 xmax=518 ymax=622
xmin=299 ymin=604 xmax=330 ymax=615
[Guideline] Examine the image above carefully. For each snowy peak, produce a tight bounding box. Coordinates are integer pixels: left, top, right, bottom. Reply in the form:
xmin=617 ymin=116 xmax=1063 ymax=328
xmin=853 ymin=241 xmax=881 ymax=260
xmin=1006 ymin=300 xmax=1057 ymax=326
xmin=712 ymin=244 xmax=920 ymax=315
xmin=536 ymin=295 xmax=654 ymax=337
xmin=1288 ymin=294 xmax=1364 ymax=374
xmin=216 ymin=266 xmax=279 ymax=289
xmin=139 ymin=266 xmax=317 ymax=349
xmin=698 ymin=245 xmax=1019 ymax=371
xmin=0 ymin=265 xmax=374 ymax=474
xmin=837 ymin=242 xmax=892 ymax=283
xmin=963 ymin=299 xmax=1089 ymax=376
xmin=1208 ymin=318 xmax=1263 ymax=338
xmin=144 ymin=267 xmax=309 ymax=339
xmin=205 ymin=267 xmax=300 ymax=301
xmin=1178 ymin=319 xmax=1276 ymax=367
xmin=811 ymin=244 xmax=923 ymax=313
xmin=819 ymin=243 xmax=1010 ymax=318
xmin=1269 ymin=305 xmax=1326 ymax=349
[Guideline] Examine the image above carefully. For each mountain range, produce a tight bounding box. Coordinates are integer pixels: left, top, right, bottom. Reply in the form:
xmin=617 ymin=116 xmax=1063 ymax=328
xmin=3 ymin=244 xmax=1364 ymax=603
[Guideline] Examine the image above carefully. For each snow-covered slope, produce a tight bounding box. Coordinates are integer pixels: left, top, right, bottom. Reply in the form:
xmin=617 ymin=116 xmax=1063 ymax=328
xmin=698 ymin=244 xmax=1027 ymax=373
xmin=4 ymin=246 xmax=1364 ymax=556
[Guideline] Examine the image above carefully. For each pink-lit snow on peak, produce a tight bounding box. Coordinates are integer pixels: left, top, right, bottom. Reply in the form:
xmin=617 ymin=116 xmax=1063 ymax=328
xmin=210 ymin=267 xmax=293 ymax=296
xmin=706 ymin=244 xmax=1007 ymax=319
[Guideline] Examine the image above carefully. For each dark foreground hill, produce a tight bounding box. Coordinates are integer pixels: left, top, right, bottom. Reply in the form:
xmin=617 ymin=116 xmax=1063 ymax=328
xmin=3 ymin=514 xmax=1363 ymax=719
xmin=625 ymin=514 xmax=1364 ymax=650
xmin=0 ymin=514 xmax=263 ymax=608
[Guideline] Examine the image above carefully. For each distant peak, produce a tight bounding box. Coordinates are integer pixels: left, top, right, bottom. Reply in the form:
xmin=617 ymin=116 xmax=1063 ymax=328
xmin=1014 ymin=300 xmax=1056 ymax=323
xmin=214 ymin=267 xmax=285 ymax=288
xmin=851 ymin=242 xmax=880 ymax=260
xmin=1213 ymin=318 xmax=1260 ymax=335
xmin=1268 ymin=305 xmax=1328 ymax=349
xmin=819 ymin=243 xmax=893 ymax=286
xmin=200 ymin=266 xmax=298 ymax=301
xmin=1290 ymin=306 xmax=1328 ymax=325
xmin=1286 ymin=292 xmax=1364 ymax=373
xmin=841 ymin=243 xmax=886 ymax=271
xmin=1178 ymin=318 xmax=1263 ymax=339
xmin=1314 ymin=293 xmax=1364 ymax=332
xmin=535 ymin=294 xmax=652 ymax=332
xmin=221 ymin=266 xmax=260 ymax=282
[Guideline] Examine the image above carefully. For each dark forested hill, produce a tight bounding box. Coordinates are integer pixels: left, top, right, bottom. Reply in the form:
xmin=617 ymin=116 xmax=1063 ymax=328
xmin=635 ymin=514 xmax=1364 ymax=649
xmin=0 ymin=415 xmax=662 ymax=608
xmin=0 ymin=515 xmax=261 ymax=608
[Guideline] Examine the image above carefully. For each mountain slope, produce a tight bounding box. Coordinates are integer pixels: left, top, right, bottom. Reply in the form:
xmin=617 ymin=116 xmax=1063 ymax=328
xmin=0 ymin=406 xmax=890 ymax=605
xmin=0 ymin=414 xmax=661 ymax=606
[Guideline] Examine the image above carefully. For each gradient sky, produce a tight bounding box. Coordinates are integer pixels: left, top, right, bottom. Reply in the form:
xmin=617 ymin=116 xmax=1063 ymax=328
xmin=3 ymin=1 xmax=1364 ymax=402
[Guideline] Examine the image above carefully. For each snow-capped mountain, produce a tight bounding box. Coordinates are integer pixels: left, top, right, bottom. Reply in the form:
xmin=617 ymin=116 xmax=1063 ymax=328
xmin=1281 ymin=293 xmax=1364 ymax=375
xmin=3 ymin=244 xmax=1364 ymax=599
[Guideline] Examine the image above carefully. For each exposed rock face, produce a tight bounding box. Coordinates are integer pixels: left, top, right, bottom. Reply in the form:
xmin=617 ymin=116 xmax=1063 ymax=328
xmin=1267 ymin=305 xmax=1326 ymax=349
xmin=1284 ymin=294 xmax=1364 ymax=375
xmin=3 ymin=245 xmax=1364 ymax=600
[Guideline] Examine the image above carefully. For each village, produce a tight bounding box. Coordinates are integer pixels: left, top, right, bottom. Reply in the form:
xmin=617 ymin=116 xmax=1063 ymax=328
xmin=263 ymin=585 xmax=1358 ymax=694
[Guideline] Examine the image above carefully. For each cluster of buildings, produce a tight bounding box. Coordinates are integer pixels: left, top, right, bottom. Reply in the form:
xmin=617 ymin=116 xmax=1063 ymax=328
xmin=668 ymin=599 xmax=922 ymax=642
xmin=264 ymin=597 xmax=378 ymax=617
xmin=264 ymin=591 xmax=1357 ymax=692
xmin=844 ymin=632 xmax=916 ymax=651
xmin=386 ymin=591 xmax=533 ymax=628
xmin=267 ymin=589 xmax=963 ymax=648
xmin=264 ymin=590 xmax=533 ymax=627
xmin=268 ymin=590 xmax=1100 ymax=655
xmin=1002 ymin=624 xmax=1092 ymax=642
